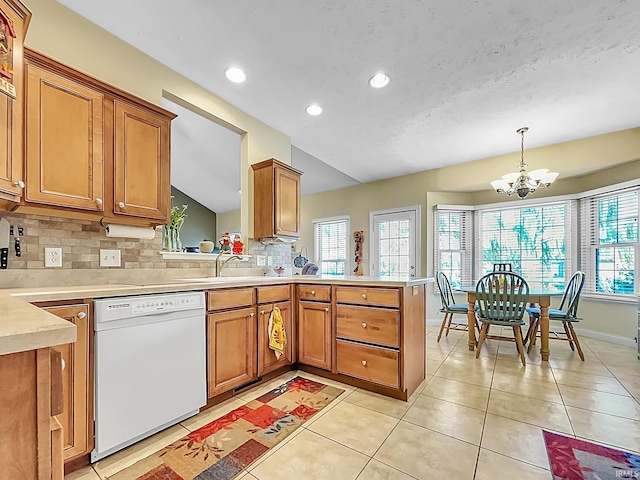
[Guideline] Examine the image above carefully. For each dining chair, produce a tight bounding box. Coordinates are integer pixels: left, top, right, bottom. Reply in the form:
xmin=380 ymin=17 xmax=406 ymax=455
xmin=436 ymin=271 xmax=476 ymax=342
xmin=526 ymin=271 xmax=586 ymax=360
xmin=475 ymin=271 xmax=529 ymax=365
xmin=493 ymin=263 xmax=512 ymax=272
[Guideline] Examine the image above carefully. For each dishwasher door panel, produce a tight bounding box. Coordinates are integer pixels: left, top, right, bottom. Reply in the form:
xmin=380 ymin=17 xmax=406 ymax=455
xmin=93 ymin=312 xmax=206 ymax=459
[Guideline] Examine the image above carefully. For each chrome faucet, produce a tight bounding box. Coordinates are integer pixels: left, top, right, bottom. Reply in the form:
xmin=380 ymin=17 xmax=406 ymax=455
xmin=216 ymin=254 xmax=242 ymax=277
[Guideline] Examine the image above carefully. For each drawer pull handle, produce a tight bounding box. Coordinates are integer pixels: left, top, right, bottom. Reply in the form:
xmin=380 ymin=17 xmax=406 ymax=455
xmin=362 ymin=322 xmax=367 ymax=328
xmin=361 ymin=360 xmax=367 ymax=366
xmin=311 ymin=290 xmax=315 ymax=295
xmin=362 ymin=293 xmax=367 ymax=299
xmin=77 ymin=312 xmax=86 ymax=319
xmin=324 ymin=307 xmax=329 ymax=312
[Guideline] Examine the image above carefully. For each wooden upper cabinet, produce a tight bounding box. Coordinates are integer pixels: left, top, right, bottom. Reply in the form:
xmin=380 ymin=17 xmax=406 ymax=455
xmin=252 ymin=158 xmax=302 ymax=239
xmin=113 ymin=100 xmax=170 ymax=221
xmin=0 ymin=0 xmax=30 ymax=204
xmin=25 ymin=62 xmax=104 ymax=211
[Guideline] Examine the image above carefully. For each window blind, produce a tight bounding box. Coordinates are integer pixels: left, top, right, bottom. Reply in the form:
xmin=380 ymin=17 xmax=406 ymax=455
xmin=434 ymin=207 xmax=473 ymax=288
xmin=313 ymin=216 xmax=350 ymax=276
xmin=475 ymin=200 xmax=575 ymax=290
xmin=580 ymin=187 xmax=638 ymax=297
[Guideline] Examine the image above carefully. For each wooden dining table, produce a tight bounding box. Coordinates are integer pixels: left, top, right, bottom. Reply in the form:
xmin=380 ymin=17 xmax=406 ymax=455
xmin=455 ymin=285 xmax=564 ymax=361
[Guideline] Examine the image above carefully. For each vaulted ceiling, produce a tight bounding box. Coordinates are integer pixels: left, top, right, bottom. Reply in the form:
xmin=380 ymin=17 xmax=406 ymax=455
xmin=59 ymin=1 xmax=640 ymax=191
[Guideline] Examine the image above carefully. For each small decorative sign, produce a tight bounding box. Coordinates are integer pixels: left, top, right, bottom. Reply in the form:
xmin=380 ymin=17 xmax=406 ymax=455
xmin=0 ymin=7 xmax=16 ymax=99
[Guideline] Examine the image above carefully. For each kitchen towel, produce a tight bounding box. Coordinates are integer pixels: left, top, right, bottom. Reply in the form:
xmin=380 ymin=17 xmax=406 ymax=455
xmin=268 ymin=306 xmax=286 ymax=359
xmin=105 ymin=224 xmax=156 ymax=240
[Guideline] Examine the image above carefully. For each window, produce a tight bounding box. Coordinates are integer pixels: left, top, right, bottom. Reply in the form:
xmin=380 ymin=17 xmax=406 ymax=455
xmin=475 ymin=201 xmax=574 ymax=290
xmin=313 ymin=216 xmax=349 ymax=276
xmin=580 ymin=187 xmax=638 ymax=297
xmin=434 ymin=207 xmax=472 ymax=288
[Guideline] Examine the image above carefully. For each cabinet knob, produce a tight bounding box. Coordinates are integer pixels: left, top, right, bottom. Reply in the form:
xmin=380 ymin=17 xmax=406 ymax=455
xmin=61 ymin=358 xmax=66 ymax=371
xmin=118 ymin=201 xmax=126 ymax=208
xmin=260 ymin=310 xmax=265 ymax=315
xmin=362 ymin=322 xmax=367 ymax=328
xmin=13 ymin=180 xmax=24 ymax=189
xmin=362 ymin=293 xmax=367 ymax=299
xmin=361 ymin=360 xmax=367 ymax=366
xmin=277 ymin=227 xmax=282 ymax=231
xmin=324 ymin=307 xmax=329 ymax=312
xmin=96 ymin=198 xmax=103 ymax=206
xmin=249 ymin=312 xmax=254 ymax=317
xmin=310 ymin=290 xmax=315 ymax=295
xmin=77 ymin=311 xmax=86 ymax=319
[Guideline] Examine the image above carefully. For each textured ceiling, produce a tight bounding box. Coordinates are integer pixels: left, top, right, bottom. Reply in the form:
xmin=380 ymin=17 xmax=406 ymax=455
xmin=60 ymin=0 xmax=640 ymax=184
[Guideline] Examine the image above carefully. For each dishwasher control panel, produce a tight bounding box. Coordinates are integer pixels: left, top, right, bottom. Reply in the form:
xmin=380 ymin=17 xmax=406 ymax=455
xmin=131 ymin=295 xmax=201 ymax=314
xmin=95 ymin=292 xmax=205 ymax=325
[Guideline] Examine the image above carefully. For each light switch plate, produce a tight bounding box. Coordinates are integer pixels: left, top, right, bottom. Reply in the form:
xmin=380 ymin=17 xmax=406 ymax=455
xmin=256 ymin=255 xmax=266 ymax=266
xmin=100 ymin=249 xmax=121 ymax=267
xmin=267 ymin=256 xmax=273 ymax=266
xmin=44 ymin=247 xmax=62 ymax=267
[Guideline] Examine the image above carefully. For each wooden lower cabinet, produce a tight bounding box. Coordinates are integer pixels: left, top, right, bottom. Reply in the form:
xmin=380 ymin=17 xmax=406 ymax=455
xmin=257 ymin=301 xmax=293 ymax=376
xmin=336 ymin=340 xmax=399 ymax=388
xmin=0 ymin=348 xmax=64 ymax=480
xmin=44 ymin=304 xmax=92 ymax=462
xmin=207 ymin=307 xmax=257 ymax=397
xmin=297 ymin=300 xmax=332 ymax=370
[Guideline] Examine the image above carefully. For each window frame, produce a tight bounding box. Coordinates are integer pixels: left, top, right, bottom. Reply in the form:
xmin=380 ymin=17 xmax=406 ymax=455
xmin=474 ymin=198 xmax=576 ymax=291
xmin=579 ymin=181 xmax=640 ymax=303
xmin=312 ymin=215 xmax=350 ymax=276
xmin=433 ymin=205 xmax=473 ymax=289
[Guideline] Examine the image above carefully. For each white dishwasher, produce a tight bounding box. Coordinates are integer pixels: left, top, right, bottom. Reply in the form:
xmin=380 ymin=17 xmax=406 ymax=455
xmin=92 ymin=291 xmax=206 ymax=462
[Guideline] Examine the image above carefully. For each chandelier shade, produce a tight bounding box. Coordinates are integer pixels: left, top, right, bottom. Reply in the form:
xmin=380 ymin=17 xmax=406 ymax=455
xmin=491 ymin=127 xmax=559 ymax=199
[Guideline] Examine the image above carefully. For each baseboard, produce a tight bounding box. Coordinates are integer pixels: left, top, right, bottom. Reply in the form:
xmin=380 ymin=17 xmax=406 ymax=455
xmin=428 ymin=318 xmax=637 ymax=349
xmin=573 ymin=327 xmax=637 ymax=348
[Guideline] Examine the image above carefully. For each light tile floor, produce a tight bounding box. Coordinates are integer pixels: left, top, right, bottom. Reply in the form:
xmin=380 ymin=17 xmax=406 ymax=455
xmin=68 ymin=326 xmax=640 ymax=480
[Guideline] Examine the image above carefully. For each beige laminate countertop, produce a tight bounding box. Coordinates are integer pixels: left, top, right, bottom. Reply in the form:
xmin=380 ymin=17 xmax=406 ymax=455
xmin=0 ymin=275 xmax=434 ymax=356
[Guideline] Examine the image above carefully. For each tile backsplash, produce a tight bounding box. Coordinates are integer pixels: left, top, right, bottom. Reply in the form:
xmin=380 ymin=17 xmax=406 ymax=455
xmin=0 ymin=212 xmax=293 ymax=288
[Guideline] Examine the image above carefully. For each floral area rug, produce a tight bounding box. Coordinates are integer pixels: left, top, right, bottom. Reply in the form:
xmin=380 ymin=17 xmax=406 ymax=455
xmin=109 ymin=376 xmax=343 ymax=480
xmin=544 ymin=430 xmax=640 ymax=479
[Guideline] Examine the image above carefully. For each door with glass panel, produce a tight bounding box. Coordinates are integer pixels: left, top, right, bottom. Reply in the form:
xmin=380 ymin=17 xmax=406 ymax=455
xmin=370 ymin=207 xmax=419 ymax=278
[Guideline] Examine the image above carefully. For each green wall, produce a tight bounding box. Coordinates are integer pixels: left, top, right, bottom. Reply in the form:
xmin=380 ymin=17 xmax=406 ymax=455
xmin=170 ymin=187 xmax=217 ymax=248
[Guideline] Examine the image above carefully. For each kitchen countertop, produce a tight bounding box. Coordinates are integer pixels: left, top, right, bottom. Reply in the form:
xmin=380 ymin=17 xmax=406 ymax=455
xmin=0 ymin=275 xmax=434 ymax=356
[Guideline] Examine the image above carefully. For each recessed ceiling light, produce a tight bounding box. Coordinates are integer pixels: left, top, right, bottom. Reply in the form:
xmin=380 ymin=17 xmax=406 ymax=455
xmin=369 ymin=72 xmax=391 ymax=89
xmin=224 ymin=67 xmax=246 ymax=83
xmin=306 ymin=104 xmax=323 ymax=116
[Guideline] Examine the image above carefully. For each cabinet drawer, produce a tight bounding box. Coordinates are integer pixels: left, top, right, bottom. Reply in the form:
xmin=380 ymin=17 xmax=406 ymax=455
xmin=257 ymin=285 xmax=290 ymax=304
xmin=337 ymin=305 xmax=399 ymax=348
xmin=207 ymin=288 xmax=255 ymax=311
xmin=297 ymin=284 xmax=331 ymax=302
xmin=336 ymin=340 xmax=399 ymax=388
xmin=336 ymin=286 xmax=400 ymax=308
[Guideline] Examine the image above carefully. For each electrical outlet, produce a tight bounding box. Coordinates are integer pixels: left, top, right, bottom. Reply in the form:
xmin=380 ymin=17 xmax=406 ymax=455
xmin=100 ymin=249 xmax=121 ymax=267
xmin=256 ymin=255 xmax=266 ymax=266
xmin=44 ymin=247 xmax=62 ymax=267
xmin=267 ymin=256 xmax=273 ymax=266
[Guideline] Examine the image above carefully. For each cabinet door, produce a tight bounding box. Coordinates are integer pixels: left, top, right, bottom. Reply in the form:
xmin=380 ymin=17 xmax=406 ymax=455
xmin=257 ymin=301 xmax=293 ymax=376
xmin=207 ymin=307 xmax=257 ymax=397
xmin=114 ymin=100 xmax=170 ymax=221
xmin=274 ymin=164 xmax=300 ymax=237
xmin=298 ymin=301 xmax=332 ymax=370
xmin=0 ymin=0 xmax=28 ymax=201
xmin=25 ymin=63 xmax=104 ymax=211
xmin=46 ymin=304 xmax=91 ymax=461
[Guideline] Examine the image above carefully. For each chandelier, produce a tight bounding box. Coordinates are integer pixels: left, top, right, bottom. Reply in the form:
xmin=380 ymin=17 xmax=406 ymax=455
xmin=490 ymin=127 xmax=559 ymax=199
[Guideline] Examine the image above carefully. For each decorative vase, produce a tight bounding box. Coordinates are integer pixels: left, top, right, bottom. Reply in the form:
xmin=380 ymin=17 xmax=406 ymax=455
xmin=163 ymin=226 xmax=182 ymax=251
xmin=199 ymin=240 xmax=214 ymax=253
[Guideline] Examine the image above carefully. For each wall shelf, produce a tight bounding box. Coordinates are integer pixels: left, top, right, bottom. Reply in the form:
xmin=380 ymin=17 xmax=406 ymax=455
xmin=159 ymin=252 xmax=251 ymax=261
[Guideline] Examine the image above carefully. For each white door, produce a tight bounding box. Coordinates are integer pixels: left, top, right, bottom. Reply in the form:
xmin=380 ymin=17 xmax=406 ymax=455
xmin=370 ymin=207 xmax=420 ymax=278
